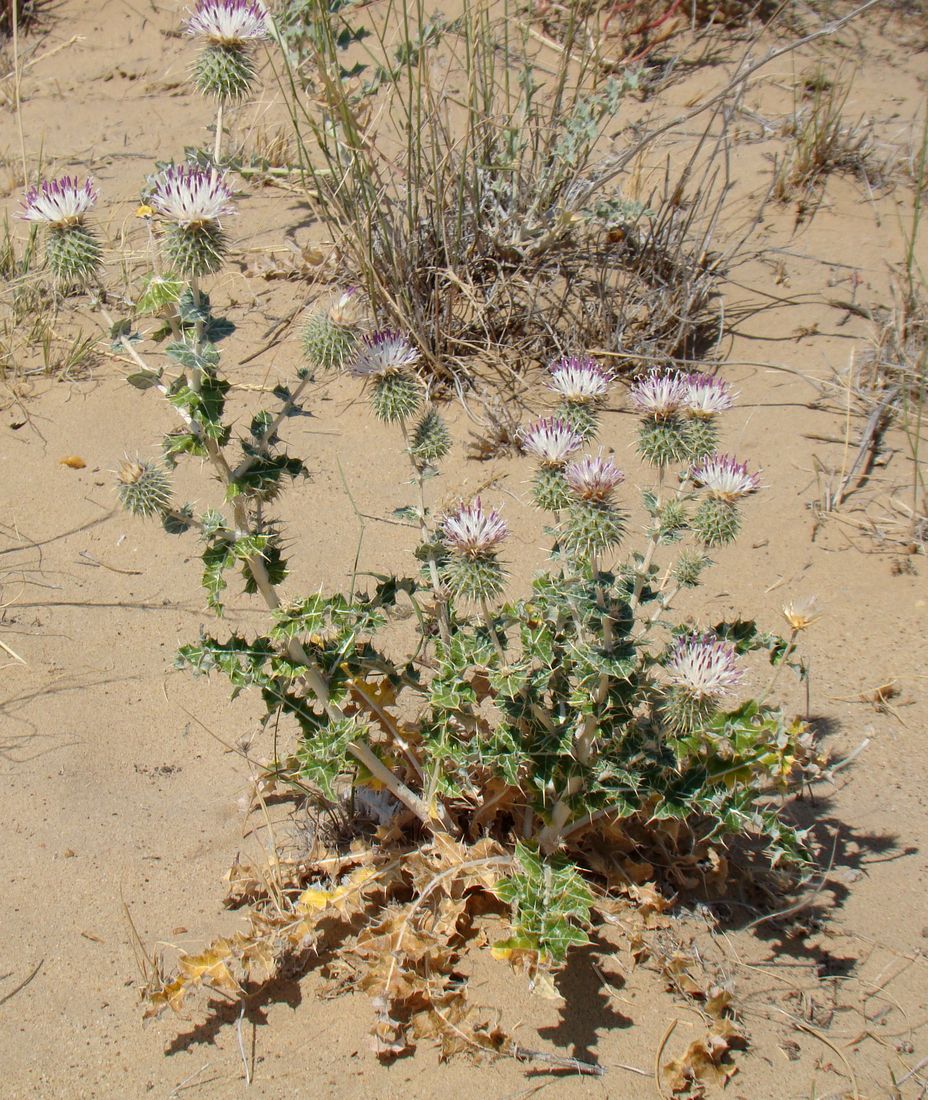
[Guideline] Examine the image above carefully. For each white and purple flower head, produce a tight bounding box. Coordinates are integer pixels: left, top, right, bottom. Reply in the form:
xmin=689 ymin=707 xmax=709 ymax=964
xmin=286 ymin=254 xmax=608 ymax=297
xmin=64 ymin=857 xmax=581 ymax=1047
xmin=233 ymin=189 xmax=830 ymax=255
xmin=520 ymin=416 xmax=583 ymax=467
xmin=442 ymin=498 xmax=508 ymax=557
xmin=351 ymin=330 xmax=420 ymax=378
xmin=690 ymin=453 xmax=760 ymax=500
xmin=150 ymin=166 xmax=234 ymax=227
xmin=185 ymin=0 xmax=271 ymax=43
xmin=20 ymin=176 xmax=97 ymax=227
xmin=547 ymin=356 xmax=613 ymax=403
xmin=666 ymin=634 xmax=743 ymax=700
xmin=683 ymin=372 xmax=734 ymax=417
xmin=629 ymin=370 xmax=688 ymax=418
xmin=563 ymin=453 xmax=625 ymax=501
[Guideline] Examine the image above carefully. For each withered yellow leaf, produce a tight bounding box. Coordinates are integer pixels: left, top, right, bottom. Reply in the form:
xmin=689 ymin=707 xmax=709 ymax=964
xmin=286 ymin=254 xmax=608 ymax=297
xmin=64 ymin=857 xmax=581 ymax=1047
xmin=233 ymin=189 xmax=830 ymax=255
xmin=59 ymin=455 xmax=86 ymax=469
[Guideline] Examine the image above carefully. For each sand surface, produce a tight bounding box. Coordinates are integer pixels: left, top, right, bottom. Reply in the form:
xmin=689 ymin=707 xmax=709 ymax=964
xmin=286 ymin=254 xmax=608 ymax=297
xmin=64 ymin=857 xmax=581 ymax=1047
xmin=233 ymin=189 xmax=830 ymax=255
xmin=1 ymin=2 xmax=927 ymax=1096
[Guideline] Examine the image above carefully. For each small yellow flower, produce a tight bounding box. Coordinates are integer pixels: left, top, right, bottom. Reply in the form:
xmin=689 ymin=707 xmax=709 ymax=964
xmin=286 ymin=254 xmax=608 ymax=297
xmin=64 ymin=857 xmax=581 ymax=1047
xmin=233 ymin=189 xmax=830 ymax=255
xmin=782 ymin=595 xmax=821 ymax=632
xmin=136 ymin=204 xmax=154 ymax=218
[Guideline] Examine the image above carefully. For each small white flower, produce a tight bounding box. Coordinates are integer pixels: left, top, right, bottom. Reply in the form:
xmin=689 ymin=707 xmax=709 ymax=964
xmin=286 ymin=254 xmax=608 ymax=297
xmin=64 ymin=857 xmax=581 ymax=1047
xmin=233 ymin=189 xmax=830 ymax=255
xmin=629 ymin=371 xmax=688 ymax=418
xmin=442 ymin=499 xmax=508 ymax=557
xmin=547 ymin=356 xmax=613 ymax=403
xmin=20 ymin=176 xmax=97 ymax=227
xmin=690 ymin=453 xmax=760 ymax=500
xmin=563 ymin=453 xmax=625 ymax=501
xmin=150 ymin=166 xmax=234 ymax=227
xmin=683 ymin=373 xmax=734 ymax=417
xmin=520 ymin=416 xmax=583 ymax=466
xmin=667 ymin=634 xmax=743 ymax=700
xmin=350 ymin=330 xmax=420 ymax=377
xmin=185 ymin=0 xmax=270 ymax=43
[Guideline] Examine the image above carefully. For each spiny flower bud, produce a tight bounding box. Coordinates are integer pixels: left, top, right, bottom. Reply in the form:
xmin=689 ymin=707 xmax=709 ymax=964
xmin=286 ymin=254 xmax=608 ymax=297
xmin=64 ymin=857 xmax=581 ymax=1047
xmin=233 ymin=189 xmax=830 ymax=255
xmin=672 ymin=548 xmax=710 ymax=588
xmin=440 ymin=499 xmax=508 ymax=600
xmin=531 ymin=467 xmax=572 ymax=513
xmin=548 ymin=357 xmax=613 ymax=441
xmin=301 ymin=289 xmax=362 ymax=373
xmin=352 ymin=330 xmax=422 ymax=423
xmin=409 ymin=408 xmax=451 ymax=466
xmin=637 ymin=417 xmax=691 ymax=467
xmin=186 ymin=0 xmax=271 ymax=102
xmin=115 ymin=457 xmax=173 ymax=518
xmin=558 ymin=500 xmax=625 ymax=562
xmin=150 ymin=165 xmax=234 ymax=276
xmin=20 ymin=176 xmax=102 ymax=286
xmin=692 ymin=496 xmax=741 ymax=546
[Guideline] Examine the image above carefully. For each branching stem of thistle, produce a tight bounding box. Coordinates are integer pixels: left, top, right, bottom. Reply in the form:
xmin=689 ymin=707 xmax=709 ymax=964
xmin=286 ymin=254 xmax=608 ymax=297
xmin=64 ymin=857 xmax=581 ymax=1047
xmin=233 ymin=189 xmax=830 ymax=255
xmin=231 ymin=372 xmax=314 ymax=482
xmin=399 ymin=419 xmax=450 ymax=645
xmin=630 ymin=465 xmax=665 ymax=613
xmin=480 ymin=595 xmax=507 ymax=665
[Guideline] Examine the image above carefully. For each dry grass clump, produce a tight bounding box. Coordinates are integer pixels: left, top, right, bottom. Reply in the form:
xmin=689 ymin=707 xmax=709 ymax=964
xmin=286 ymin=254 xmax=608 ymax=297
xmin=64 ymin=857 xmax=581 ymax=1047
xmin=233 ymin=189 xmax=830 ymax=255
xmin=275 ymin=0 xmax=729 ymax=380
xmin=813 ymin=117 xmax=927 ymax=552
xmin=773 ymin=68 xmax=884 ymax=212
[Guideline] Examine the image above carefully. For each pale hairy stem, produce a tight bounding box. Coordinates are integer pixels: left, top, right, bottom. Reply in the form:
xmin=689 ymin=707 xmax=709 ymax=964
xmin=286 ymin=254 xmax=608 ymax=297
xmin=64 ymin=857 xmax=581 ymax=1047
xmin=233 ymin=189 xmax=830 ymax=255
xmin=399 ymin=419 xmax=450 ymax=645
xmin=758 ymin=627 xmax=799 ymax=706
xmin=213 ymin=102 xmax=224 ymax=164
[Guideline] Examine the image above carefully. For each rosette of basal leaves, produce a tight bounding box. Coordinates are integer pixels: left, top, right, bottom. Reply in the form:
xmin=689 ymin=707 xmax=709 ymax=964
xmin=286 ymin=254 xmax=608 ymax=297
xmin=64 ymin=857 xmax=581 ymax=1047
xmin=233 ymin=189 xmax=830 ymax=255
xmin=493 ymin=843 xmax=593 ymax=963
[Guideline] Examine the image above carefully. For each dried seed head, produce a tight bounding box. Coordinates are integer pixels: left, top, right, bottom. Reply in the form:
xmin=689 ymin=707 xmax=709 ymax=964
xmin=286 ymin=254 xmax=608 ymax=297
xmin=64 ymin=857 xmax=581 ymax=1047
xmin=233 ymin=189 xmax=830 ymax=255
xmin=783 ymin=595 xmax=821 ymax=632
xmin=115 ymin=458 xmax=173 ymax=518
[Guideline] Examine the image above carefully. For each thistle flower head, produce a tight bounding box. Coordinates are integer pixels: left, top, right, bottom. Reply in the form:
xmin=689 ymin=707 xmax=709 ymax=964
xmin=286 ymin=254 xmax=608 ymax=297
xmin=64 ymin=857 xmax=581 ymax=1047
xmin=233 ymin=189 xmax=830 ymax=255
xmin=547 ymin=356 xmax=613 ymax=403
xmin=563 ymin=452 xmax=625 ymax=501
xmin=442 ymin=498 xmax=508 ymax=558
xmin=683 ymin=372 xmax=734 ymax=417
xmin=690 ymin=453 xmax=760 ymax=500
xmin=629 ymin=371 xmax=687 ymax=418
xmin=185 ymin=0 xmax=270 ymax=43
xmin=351 ymin=330 xmax=420 ymax=378
xmin=520 ymin=416 xmax=583 ymax=467
xmin=150 ymin=166 xmax=234 ymax=227
xmin=20 ymin=176 xmax=97 ymax=227
xmin=666 ymin=634 xmax=743 ymax=700
xmin=783 ymin=595 xmax=821 ymax=632
xmin=328 ymin=287 xmax=362 ymax=328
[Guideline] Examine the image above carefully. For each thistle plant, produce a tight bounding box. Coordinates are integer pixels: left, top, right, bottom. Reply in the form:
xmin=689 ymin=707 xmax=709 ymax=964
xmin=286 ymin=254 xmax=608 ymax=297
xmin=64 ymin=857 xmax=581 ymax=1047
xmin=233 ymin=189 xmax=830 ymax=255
xmin=51 ymin=111 xmax=818 ymax=1060
xmin=19 ymin=176 xmax=102 ymax=287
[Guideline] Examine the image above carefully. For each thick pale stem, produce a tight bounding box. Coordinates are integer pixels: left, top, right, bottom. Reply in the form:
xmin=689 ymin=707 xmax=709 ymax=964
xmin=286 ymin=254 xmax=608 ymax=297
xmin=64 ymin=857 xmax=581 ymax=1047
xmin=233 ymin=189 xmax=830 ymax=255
xmin=480 ymin=595 xmax=506 ymax=665
xmin=213 ymin=102 xmax=224 ymax=164
xmin=399 ymin=419 xmax=450 ymax=645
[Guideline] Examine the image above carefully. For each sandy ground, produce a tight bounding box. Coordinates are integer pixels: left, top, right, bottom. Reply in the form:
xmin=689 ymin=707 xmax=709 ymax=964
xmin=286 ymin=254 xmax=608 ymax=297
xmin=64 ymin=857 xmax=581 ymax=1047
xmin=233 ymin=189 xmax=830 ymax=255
xmin=1 ymin=1 xmax=927 ymax=1097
